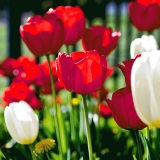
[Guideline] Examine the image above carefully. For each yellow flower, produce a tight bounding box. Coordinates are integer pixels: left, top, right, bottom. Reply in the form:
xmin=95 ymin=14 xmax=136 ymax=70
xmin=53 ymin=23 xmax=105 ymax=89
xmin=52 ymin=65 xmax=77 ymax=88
xmin=34 ymin=138 xmax=56 ymax=154
xmin=72 ymin=98 xmax=79 ymax=106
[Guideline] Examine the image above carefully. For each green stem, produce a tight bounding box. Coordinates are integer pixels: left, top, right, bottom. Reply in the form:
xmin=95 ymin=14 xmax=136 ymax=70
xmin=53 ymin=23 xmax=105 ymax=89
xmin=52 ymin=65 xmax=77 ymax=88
xmin=82 ymin=95 xmax=93 ymax=160
xmin=29 ymin=144 xmax=37 ymax=160
xmin=65 ymin=45 xmax=70 ymax=55
xmin=134 ymin=130 xmax=143 ymax=160
xmin=46 ymin=152 xmax=51 ymax=160
xmin=68 ymin=92 xmax=76 ymax=143
xmin=146 ymin=127 xmax=150 ymax=143
xmin=95 ymin=90 xmax=101 ymax=148
xmin=46 ymin=55 xmax=64 ymax=160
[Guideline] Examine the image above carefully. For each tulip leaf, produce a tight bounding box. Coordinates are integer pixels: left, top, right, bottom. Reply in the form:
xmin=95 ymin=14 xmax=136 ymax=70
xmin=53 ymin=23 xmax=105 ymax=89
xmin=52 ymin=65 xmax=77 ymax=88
xmin=140 ymin=133 xmax=160 ymax=160
xmin=1 ymin=145 xmax=31 ymax=160
xmin=57 ymin=104 xmax=69 ymax=158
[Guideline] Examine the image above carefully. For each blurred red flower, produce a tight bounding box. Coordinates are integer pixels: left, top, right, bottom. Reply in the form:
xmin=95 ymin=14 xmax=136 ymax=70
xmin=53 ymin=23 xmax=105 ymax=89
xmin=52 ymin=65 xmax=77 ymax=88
xmin=55 ymin=6 xmax=86 ymax=45
xmin=20 ymin=11 xmax=65 ymax=56
xmin=99 ymin=103 xmax=112 ymax=119
xmin=0 ymin=57 xmax=17 ymax=78
xmin=82 ymin=26 xmax=121 ymax=56
xmin=56 ymin=50 xmax=107 ymax=94
xmin=35 ymin=60 xmax=63 ymax=94
xmin=12 ymin=56 xmax=39 ymax=85
xmin=2 ymin=82 xmax=43 ymax=110
xmin=137 ymin=0 xmax=160 ymax=6
xmin=106 ymin=87 xmax=147 ymax=129
xmin=128 ymin=1 xmax=160 ymax=32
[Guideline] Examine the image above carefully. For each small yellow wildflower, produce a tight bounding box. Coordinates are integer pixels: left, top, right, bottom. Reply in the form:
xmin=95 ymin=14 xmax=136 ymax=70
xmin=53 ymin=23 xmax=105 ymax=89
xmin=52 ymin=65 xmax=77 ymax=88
xmin=72 ymin=98 xmax=80 ymax=106
xmin=34 ymin=138 xmax=56 ymax=154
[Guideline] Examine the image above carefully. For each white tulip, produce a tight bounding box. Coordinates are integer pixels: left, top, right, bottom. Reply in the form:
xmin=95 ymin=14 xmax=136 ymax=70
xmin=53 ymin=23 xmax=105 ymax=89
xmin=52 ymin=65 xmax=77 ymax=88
xmin=4 ymin=101 xmax=39 ymax=144
xmin=130 ymin=35 xmax=158 ymax=58
xmin=131 ymin=50 xmax=160 ymax=127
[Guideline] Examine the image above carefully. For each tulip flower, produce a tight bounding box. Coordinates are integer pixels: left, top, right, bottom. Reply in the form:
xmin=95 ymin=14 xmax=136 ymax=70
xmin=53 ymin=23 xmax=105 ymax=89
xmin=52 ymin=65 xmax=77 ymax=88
xmin=106 ymin=87 xmax=146 ymax=129
xmin=117 ymin=57 xmax=140 ymax=87
xmin=20 ymin=11 xmax=65 ymax=57
xmin=128 ymin=1 xmax=160 ymax=32
xmin=55 ymin=6 xmax=86 ymax=45
xmin=0 ymin=57 xmax=17 ymax=78
xmin=131 ymin=50 xmax=160 ymax=127
xmin=56 ymin=50 xmax=107 ymax=94
xmin=35 ymin=60 xmax=63 ymax=94
xmin=2 ymin=82 xmax=43 ymax=110
xmin=99 ymin=103 xmax=112 ymax=119
xmin=130 ymin=35 xmax=159 ymax=58
xmin=4 ymin=101 xmax=39 ymax=144
xmin=137 ymin=0 xmax=160 ymax=6
xmin=92 ymin=64 xmax=114 ymax=101
xmin=82 ymin=26 xmax=121 ymax=56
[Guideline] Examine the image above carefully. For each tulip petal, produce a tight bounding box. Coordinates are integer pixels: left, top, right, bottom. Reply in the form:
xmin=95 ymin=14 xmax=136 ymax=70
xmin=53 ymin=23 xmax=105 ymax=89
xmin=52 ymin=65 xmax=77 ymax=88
xmin=131 ymin=51 xmax=160 ymax=127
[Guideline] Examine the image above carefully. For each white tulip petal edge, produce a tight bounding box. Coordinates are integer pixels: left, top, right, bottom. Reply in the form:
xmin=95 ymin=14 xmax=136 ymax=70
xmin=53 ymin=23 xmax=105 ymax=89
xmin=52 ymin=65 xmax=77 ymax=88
xmin=131 ymin=50 xmax=160 ymax=128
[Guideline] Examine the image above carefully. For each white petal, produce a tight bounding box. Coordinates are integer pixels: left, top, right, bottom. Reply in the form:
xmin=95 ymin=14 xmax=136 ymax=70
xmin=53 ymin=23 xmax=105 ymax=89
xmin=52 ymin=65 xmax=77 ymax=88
xmin=131 ymin=50 xmax=160 ymax=127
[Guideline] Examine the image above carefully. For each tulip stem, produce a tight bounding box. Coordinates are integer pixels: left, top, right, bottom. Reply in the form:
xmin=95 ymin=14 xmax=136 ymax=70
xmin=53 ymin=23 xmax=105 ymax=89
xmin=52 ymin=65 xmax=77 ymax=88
xmin=65 ymin=45 xmax=70 ymax=54
xmin=134 ymin=130 xmax=143 ymax=160
xmin=82 ymin=95 xmax=93 ymax=160
xmin=46 ymin=55 xmax=64 ymax=160
xmin=95 ymin=90 xmax=101 ymax=149
xmin=146 ymin=127 xmax=150 ymax=143
xmin=29 ymin=145 xmax=37 ymax=160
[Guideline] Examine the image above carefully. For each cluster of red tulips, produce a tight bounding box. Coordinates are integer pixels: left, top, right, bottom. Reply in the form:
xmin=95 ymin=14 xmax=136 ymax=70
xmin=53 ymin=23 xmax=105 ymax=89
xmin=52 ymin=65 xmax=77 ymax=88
xmin=1 ymin=0 xmax=160 ymax=159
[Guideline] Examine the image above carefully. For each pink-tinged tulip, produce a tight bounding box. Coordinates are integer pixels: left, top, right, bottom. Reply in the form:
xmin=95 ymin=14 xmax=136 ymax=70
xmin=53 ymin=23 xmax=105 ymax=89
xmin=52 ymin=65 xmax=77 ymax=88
xmin=20 ymin=11 xmax=65 ymax=57
xmin=106 ymin=87 xmax=147 ymax=129
xmin=56 ymin=50 xmax=107 ymax=94
xmin=55 ymin=6 xmax=86 ymax=45
xmin=82 ymin=26 xmax=121 ymax=56
xmin=128 ymin=1 xmax=160 ymax=32
xmin=131 ymin=50 xmax=160 ymax=127
xmin=2 ymin=82 xmax=43 ymax=110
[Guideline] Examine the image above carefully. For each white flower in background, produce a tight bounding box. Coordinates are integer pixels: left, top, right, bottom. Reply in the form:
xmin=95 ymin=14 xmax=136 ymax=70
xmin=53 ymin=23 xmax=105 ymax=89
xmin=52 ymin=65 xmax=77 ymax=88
xmin=131 ymin=50 xmax=160 ymax=128
xmin=130 ymin=35 xmax=159 ymax=58
xmin=4 ymin=101 xmax=39 ymax=145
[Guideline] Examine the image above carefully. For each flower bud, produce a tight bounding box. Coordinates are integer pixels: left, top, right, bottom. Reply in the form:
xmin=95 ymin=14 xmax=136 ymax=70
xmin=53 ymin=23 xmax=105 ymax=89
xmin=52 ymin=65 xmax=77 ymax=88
xmin=4 ymin=101 xmax=39 ymax=144
xmin=130 ymin=35 xmax=158 ymax=58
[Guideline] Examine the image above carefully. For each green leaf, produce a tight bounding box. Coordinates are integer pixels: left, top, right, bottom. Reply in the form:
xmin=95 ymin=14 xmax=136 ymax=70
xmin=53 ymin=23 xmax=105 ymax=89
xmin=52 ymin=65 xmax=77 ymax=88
xmin=57 ymin=104 xmax=69 ymax=158
xmin=140 ymin=133 xmax=160 ymax=160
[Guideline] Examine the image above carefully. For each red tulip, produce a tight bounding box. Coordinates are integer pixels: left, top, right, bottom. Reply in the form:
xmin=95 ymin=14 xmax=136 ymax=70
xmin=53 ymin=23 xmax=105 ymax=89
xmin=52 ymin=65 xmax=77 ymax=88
xmin=106 ymin=87 xmax=147 ymax=129
xmin=55 ymin=6 xmax=86 ymax=45
xmin=82 ymin=26 xmax=121 ymax=56
xmin=2 ymin=82 xmax=43 ymax=110
xmin=20 ymin=11 xmax=65 ymax=57
xmin=56 ymin=50 xmax=107 ymax=94
xmin=128 ymin=1 xmax=160 ymax=32
xmin=117 ymin=55 xmax=140 ymax=87
xmin=92 ymin=64 xmax=114 ymax=101
xmin=35 ymin=60 xmax=63 ymax=94
xmin=0 ymin=57 xmax=17 ymax=78
xmin=137 ymin=0 xmax=160 ymax=6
